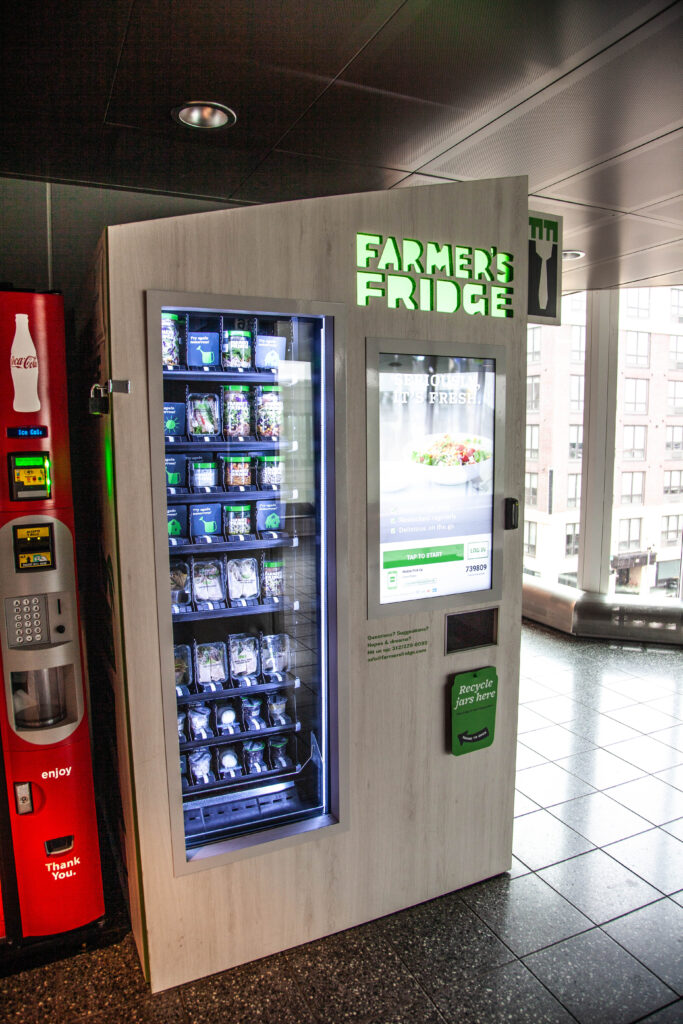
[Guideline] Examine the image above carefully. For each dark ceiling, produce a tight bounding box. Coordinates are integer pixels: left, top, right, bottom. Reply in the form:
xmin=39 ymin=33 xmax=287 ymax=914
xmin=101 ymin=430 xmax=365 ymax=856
xmin=1 ymin=0 xmax=681 ymax=291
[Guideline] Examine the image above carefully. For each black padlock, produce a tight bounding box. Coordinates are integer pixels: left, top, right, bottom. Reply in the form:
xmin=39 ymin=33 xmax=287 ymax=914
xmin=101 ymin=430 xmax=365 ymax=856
xmin=89 ymin=385 xmax=110 ymax=415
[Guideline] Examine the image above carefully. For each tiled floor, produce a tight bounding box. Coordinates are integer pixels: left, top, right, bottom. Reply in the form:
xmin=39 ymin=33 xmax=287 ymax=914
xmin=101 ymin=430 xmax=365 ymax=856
xmin=2 ymin=621 xmax=682 ymax=1023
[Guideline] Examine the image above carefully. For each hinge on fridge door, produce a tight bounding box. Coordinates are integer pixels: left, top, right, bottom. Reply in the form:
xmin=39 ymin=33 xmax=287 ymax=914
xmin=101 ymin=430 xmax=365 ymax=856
xmin=89 ymin=379 xmax=131 ymax=415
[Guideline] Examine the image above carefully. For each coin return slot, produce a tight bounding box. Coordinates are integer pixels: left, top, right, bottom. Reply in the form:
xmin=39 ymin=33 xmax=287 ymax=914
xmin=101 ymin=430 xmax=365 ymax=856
xmin=44 ymin=835 xmax=74 ymax=856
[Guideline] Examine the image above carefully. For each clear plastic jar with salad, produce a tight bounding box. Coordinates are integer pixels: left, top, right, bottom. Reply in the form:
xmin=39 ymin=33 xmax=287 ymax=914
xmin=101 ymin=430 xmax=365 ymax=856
xmin=223 ymin=385 xmax=251 ymax=439
xmin=255 ymin=385 xmax=283 ymax=441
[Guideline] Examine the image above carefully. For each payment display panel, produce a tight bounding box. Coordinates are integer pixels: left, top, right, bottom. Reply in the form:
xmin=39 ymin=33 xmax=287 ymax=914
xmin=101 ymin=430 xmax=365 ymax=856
xmin=367 ymin=338 xmax=505 ymax=618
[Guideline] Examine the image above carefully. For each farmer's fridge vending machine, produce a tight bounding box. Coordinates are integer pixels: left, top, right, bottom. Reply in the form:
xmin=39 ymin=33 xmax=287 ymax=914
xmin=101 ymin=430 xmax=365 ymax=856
xmin=82 ymin=177 xmax=526 ymax=992
xmin=155 ymin=298 xmax=335 ymax=854
xmin=0 ymin=291 xmax=103 ymax=945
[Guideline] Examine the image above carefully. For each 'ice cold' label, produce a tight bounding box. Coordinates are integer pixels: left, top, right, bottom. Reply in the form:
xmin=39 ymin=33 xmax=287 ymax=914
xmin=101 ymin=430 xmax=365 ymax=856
xmin=45 ymin=856 xmax=81 ymax=881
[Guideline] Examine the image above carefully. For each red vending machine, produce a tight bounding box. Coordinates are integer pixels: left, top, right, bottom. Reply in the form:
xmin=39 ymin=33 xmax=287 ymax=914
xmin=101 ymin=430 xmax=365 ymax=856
xmin=0 ymin=290 xmax=104 ymax=943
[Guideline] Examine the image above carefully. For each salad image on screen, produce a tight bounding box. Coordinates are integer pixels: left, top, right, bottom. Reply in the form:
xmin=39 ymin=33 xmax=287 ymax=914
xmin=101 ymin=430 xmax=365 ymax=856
xmin=377 ymin=352 xmax=496 ymax=605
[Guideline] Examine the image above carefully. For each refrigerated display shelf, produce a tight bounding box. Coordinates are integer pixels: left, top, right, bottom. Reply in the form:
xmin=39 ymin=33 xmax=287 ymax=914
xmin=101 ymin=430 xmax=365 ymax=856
xmin=165 ymin=488 xmax=283 ymax=504
xmin=164 ymin=439 xmax=285 ymax=454
xmin=172 ymin=598 xmax=296 ymax=622
xmin=180 ymin=721 xmax=300 ymax=753
xmin=183 ymin=781 xmax=318 ymax=844
xmin=176 ymin=676 xmax=300 ymax=706
xmin=163 ymin=369 xmax=279 ymax=384
xmin=168 ymin=536 xmax=294 ymax=556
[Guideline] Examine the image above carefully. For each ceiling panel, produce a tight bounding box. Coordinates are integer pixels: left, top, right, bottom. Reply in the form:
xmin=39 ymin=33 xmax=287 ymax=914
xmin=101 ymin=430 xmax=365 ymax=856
xmin=329 ymin=0 xmax=665 ymax=123
xmin=536 ymin=131 xmax=683 ymax=211
xmin=0 ymin=123 xmax=264 ymax=199
xmin=105 ymin=0 xmax=402 ymax=143
xmin=632 ymin=195 xmax=683 ymax=227
xmin=562 ymin=238 xmax=683 ymax=290
xmin=420 ymin=9 xmax=682 ymax=190
xmin=0 ymin=1 xmax=130 ymax=123
xmin=232 ymin=149 xmax=406 ymax=203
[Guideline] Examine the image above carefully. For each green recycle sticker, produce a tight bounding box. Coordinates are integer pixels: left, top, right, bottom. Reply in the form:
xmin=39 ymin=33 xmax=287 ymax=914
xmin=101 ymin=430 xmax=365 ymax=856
xmin=451 ymin=667 xmax=498 ymax=755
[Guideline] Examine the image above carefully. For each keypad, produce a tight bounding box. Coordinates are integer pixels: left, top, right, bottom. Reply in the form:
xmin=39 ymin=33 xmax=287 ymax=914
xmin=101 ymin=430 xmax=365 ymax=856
xmin=5 ymin=595 xmax=47 ymax=647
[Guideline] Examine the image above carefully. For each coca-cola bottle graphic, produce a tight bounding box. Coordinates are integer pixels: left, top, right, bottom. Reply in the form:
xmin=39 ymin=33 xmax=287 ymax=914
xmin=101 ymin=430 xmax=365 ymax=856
xmin=10 ymin=313 xmax=40 ymax=412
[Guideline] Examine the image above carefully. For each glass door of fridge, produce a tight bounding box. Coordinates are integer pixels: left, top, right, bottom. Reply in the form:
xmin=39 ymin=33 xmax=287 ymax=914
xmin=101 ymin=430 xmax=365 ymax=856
xmin=150 ymin=299 xmax=336 ymax=859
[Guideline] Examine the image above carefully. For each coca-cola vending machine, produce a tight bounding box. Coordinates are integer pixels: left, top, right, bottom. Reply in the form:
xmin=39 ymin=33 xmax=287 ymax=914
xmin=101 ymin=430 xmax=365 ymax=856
xmin=0 ymin=290 xmax=104 ymax=946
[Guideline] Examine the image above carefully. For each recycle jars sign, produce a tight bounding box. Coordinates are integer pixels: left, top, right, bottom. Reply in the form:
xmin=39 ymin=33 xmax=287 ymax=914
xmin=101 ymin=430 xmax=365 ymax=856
xmin=450 ymin=667 xmax=498 ymax=755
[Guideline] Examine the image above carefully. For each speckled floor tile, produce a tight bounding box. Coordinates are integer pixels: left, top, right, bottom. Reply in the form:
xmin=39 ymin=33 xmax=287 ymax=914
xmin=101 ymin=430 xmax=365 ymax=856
xmin=605 ymin=828 xmax=683 ymax=894
xmin=517 ymin=705 xmax=554 ymax=733
xmin=523 ymin=928 xmax=677 ymax=1024
xmin=367 ymin=891 xmax=514 ymax=990
xmin=515 ymin=762 xmax=596 ymax=807
xmin=604 ymin=775 xmax=683 ymax=826
xmin=181 ymin=954 xmax=316 ymax=1024
xmin=653 ymin=724 xmax=683 ymax=753
xmin=458 ymin=872 xmax=591 ymax=957
xmin=538 ymin=848 xmax=661 ymax=924
xmin=557 ymin=748 xmax=646 ymax=789
xmin=602 ymin=676 xmax=674 ymax=704
xmin=569 ymin=684 xmax=635 ymax=714
xmin=0 ymin=957 xmax=64 ymax=1024
xmin=52 ymin=934 xmax=185 ymax=1023
xmin=637 ymin=1000 xmax=683 ymax=1022
xmin=518 ymin=677 xmax=558 ymax=703
xmin=656 ymin=765 xmax=683 ymax=792
xmin=514 ymin=790 xmax=540 ymax=816
xmin=548 ymin=791 xmax=652 ymax=846
xmin=648 ymin=695 xmax=683 ymax=721
xmin=672 ymin=891 xmax=683 ymax=908
xmin=661 ymin=817 xmax=683 ymax=841
xmin=604 ymin=898 xmax=683 ymax=994
xmin=513 ymin=808 xmax=594 ymax=870
xmin=425 ymin=960 xmax=576 ymax=1024
xmin=507 ymin=855 xmax=532 ymax=878
xmin=519 ymin=724 xmax=597 ymax=760
xmin=607 ymin=704 xmax=683 ymax=735
xmin=526 ymin=695 xmax=587 ymax=724
xmin=283 ymin=927 xmax=447 ymax=1023
xmin=605 ymin=735 xmax=683 ymax=774
xmin=564 ymin=711 xmax=640 ymax=747
xmin=516 ymin=742 xmax=548 ymax=770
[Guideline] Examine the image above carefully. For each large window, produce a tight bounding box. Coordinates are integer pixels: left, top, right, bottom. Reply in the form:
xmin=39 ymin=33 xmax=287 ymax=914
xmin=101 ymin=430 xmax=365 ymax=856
xmin=526 ymin=424 xmax=539 ymax=460
xmin=626 ymin=288 xmax=650 ymax=319
xmin=664 ymin=470 xmax=683 ymax=496
xmin=672 ymin=289 xmax=683 ymax=322
xmin=569 ymin=375 xmax=584 ymax=413
xmin=668 ymin=381 xmax=683 ymax=415
xmin=624 ymin=378 xmax=648 ymax=414
xmin=524 ymin=520 xmax=537 ymax=557
xmin=621 ymin=471 xmax=644 ymax=505
xmin=569 ymin=424 xmax=583 ymax=460
xmin=666 ymin=425 xmax=683 ymax=458
xmin=526 ymin=376 xmax=540 ymax=412
xmin=565 ymin=523 xmax=580 ymax=556
xmin=662 ymin=515 xmax=682 ymax=546
xmin=618 ymin=518 xmax=642 ymax=552
xmin=624 ymin=331 xmax=650 ymax=368
xmin=527 ymin=326 xmax=541 ymax=362
xmin=525 ymin=472 xmax=538 ymax=506
xmin=571 ymin=326 xmax=585 ymax=363
xmin=567 ymin=473 xmax=581 ymax=509
xmin=623 ymin=424 xmax=647 ymax=460
xmin=670 ymin=336 xmax=683 ymax=370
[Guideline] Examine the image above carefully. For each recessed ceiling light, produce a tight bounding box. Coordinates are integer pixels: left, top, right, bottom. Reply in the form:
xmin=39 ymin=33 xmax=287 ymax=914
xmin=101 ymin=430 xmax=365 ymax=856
xmin=171 ymin=102 xmax=236 ymax=129
xmin=562 ymin=249 xmax=586 ymax=261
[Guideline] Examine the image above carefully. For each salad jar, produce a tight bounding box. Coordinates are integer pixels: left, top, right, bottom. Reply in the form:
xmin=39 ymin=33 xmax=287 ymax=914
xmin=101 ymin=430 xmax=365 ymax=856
xmin=225 ymin=504 xmax=251 ymax=537
xmin=261 ymin=559 xmax=285 ymax=600
xmin=223 ymin=454 xmax=252 ymax=489
xmin=243 ymin=739 xmax=267 ymax=773
xmin=223 ymin=385 xmax=251 ymax=439
xmin=255 ymin=454 xmax=283 ymax=489
xmin=242 ymin=696 xmax=264 ymax=730
xmin=269 ymin=736 xmax=292 ymax=768
xmin=188 ymin=394 xmax=220 ymax=438
xmin=162 ymin=312 xmax=182 ymax=368
xmin=189 ymin=748 xmax=213 ymax=785
xmin=189 ymin=459 xmax=219 ymax=489
xmin=217 ymin=746 xmax=241 ymax=776
xmin=221 ymin=329 xmax=252 ymax=370
xmin=255 ymin=385 xmax=283 ymax=441
xmin=174 ymin=644 xmax=193 ymax=691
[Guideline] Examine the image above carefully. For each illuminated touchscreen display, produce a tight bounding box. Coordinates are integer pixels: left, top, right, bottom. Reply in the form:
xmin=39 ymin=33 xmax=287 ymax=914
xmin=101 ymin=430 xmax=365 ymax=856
xmin=378 ymin=352 xmax=495 ymax=605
